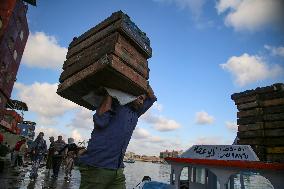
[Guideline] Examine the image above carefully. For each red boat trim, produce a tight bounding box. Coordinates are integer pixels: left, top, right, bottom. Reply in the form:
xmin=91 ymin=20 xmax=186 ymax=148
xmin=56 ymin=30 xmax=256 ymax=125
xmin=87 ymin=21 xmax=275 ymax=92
xmin=165 ymin=157 xmax=284 ymax=171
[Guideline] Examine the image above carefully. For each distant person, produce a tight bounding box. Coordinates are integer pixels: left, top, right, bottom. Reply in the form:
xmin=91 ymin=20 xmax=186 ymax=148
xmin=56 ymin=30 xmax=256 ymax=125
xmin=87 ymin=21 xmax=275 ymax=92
xmin=13 ymin=138 xmax=27 ymax=167
xmin=46 ymin=136 xmax=55 ymax=172
xmin=30 ymin=132 xmax=47 ymax=179
xmin=52 ymin=135 xmax=66 ymax=179
xmin=79 ymin=86 xmax=156 ymax=189
xmin=60 ymin=137 xmax=79 ymax=180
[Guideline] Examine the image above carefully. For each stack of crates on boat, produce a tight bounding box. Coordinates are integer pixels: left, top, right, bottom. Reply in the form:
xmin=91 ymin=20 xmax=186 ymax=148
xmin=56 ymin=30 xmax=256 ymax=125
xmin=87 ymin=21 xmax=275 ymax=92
xmin=231 ymin=83 xmax=284 ymax=162
xmin=57 ymin=11 xmax=152 ymax=110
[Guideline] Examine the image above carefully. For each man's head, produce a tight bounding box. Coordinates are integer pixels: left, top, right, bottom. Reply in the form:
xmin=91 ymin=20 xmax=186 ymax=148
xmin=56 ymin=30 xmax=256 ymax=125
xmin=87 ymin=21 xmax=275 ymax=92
xmin=38 ymin=132 xmax=44 ymax=139
xmin=68 ymin=138 xmax=75 ymax=144
xmin=49 ymin=136 xmax=54 ymax=142
xmin=58 ymin=135 xmax=63 ymax=141
xmin=131 ymin=94 xmax=146 ymax=110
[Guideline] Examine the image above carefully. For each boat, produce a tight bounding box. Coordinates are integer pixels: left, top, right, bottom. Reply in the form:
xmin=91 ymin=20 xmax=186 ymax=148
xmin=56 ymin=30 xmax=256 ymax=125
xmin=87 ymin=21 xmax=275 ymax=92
xmin=135 ymin=145 xmax=284 ymax=189
xmin=124 ymin=158 xmax=135 ymax=163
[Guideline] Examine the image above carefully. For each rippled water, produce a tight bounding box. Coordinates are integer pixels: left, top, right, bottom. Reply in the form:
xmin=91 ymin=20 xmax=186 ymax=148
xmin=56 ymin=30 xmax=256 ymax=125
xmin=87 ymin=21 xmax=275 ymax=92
xmin=124 ymin=161 xmax=171 ymax=189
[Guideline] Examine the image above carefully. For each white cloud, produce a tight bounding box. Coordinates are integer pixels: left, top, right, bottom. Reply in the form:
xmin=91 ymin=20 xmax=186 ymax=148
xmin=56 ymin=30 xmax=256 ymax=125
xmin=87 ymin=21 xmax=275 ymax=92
xmin=216 ymin=0 xmax=284 ymax=31
xmin=22 ymin=32 xmax=67 ymax=69
xmin=133 ymin=127 xmax=151 ymax=139
xmin=71 ymin=129 xmax=84 ymax=143
xmin=66 ymin=108 xmax=93 ymax=130
xmin=152 ymin=102 xmax=163 ymax=112
xmin=141 ymin=111 xmax=181 ymax=131
xmin=14 ymin=82 xmax=78 ymax=125
xmin=35 ymin=126 xmax=67 ymax=146
xmin=264 ymin=45 xmax=284 ymax=57
xmin=195 ymin=111 xmax=214 ymax=124
xmin=129 ymin=128 xmax=185 ymax=156
xmin=220 ymin=53 xmax=283 ymax=86
xmin=133 ymin=127 xmax=164 ymax=143
xmin=225 ymin=121 xmax=238 ymax=132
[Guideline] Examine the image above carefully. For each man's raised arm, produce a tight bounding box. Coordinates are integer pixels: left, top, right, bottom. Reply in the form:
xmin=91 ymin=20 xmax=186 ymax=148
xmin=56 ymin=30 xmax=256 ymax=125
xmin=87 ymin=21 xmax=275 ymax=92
xmin=93 ymin=94 xmax=113 ymax=128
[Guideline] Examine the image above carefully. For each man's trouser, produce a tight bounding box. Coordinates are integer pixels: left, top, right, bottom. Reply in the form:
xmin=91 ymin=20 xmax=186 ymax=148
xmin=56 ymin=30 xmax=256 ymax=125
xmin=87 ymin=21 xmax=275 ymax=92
xmin=79 ymin=165 xmax=126 ymax=189
xmin=30 ymin=154 xmax=43 ymax=178
xmin=65 ymin=152 xmax=76 ymax=177
xmin=52 ymin=156 xmax=63 ymax=177
xmin=46 ymin=153 xmax=53 ymax=169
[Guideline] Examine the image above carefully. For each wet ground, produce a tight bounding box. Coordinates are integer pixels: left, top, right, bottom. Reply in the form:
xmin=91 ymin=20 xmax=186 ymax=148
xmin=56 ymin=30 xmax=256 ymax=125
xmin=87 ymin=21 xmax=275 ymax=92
xmin=0 ymin=160 xmax=81 ymax=189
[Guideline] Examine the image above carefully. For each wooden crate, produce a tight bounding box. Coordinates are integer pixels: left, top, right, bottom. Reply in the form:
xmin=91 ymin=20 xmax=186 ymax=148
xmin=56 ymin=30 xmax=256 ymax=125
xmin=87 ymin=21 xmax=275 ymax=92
xmin=266 ymin=147 xmax=284 ymax=154
xmin=265 ymin=128 xmax=284 ymax=137
xmin=262 ymin=98 xmax=284 ymax=107
xmin=238 ymin=137 xmax=284 ymax=146
xmin=259 ymin=91 xmax=284 ymax=101
xmin=60 ymin=32 xmax=149 ymax=82
xmin=237 ymin=130 xmax=265 ymax=139
xmin=250 ymin=145 xmax=267 ymax=161
xmin=57 ymin=54 xmax=148 ymax=110
xmin=231 ymin=83 xmax=284 ymax=101
xmin=237 ymin=101 xmax=259 ymax=111
xmin=233 ymin=95 xmax=257 ymax=105
xmin=238 ymin=122 xmax=264 ymax=132
xmin=238 ymin=128 xmax=284 ymax=139
xmin=263 ymin=105 xmax=284 ymax=114
xmin=265 ymin=121 xmax=284 ymax=129
xmin=237 ymin=116 xmax=263 ymax=125
xmin=237 ymin=113 xmax=284 ymax=125
xmin=266 ymin=153 xmax=284 ymax=163
xmin=67 ymin=11 xmax=152 ymax=59
xmin=237 ymin=108 xmax=263 ymax=118
xmin=263 ymin=113 xmax=284 ymax=121
xmin=237 ymin=137 xmax=265 ymax=145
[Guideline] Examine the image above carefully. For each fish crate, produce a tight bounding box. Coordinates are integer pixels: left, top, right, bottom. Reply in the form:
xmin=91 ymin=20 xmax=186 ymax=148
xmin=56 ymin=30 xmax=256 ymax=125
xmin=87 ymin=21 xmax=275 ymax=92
xmin=231 ymin=83 xmax=284 ymax=101
xmin=60 ymin=32 xmax=149 ymax=82
xmin=238 ymin=128 xmax=284 ymax=139
xmin=67 ymin=11 xmax=152 ymax=60
xmin=57 ymin=54 xmax=149 ymax=110
xmin=266 ymin=153 xmax=284 ymax=163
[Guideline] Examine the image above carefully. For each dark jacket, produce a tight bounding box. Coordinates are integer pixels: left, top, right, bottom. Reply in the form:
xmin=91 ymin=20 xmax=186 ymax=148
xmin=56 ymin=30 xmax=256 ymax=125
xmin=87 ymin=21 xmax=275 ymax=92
xmin=79 ymin=97 xmax=156 ymax=169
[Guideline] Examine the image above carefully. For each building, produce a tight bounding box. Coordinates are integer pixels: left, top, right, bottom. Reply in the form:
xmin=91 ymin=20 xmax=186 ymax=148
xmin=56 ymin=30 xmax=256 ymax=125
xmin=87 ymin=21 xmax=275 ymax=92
xmin=124 ymin=151 xmax=136 ymax=159
xmin=0 ymin=0 xmax=35 ymax=147
xmin=160 ymin=150 xmax=183 ymax=158
xmin=0 ymin=0 xmax=29 ymax=109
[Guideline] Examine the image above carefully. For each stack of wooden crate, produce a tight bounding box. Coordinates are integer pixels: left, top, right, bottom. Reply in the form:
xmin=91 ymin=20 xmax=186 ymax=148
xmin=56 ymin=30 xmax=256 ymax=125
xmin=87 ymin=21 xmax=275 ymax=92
xmin=57 ymin=11 xmax=152 ymax=110
xmin=231 ymin=83 xmax=284 ymax=162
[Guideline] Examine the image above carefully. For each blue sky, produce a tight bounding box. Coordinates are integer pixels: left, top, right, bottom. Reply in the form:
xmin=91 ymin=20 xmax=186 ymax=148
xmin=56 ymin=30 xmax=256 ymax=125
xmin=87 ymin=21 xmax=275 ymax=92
xmin=13 ymin=0 xmax=284 ymax=155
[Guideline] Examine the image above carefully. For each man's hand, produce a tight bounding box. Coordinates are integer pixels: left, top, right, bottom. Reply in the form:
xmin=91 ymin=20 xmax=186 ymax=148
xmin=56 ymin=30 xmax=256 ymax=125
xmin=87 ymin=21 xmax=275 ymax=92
xmin=97 ymin=95 xmax=112 ymax=115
